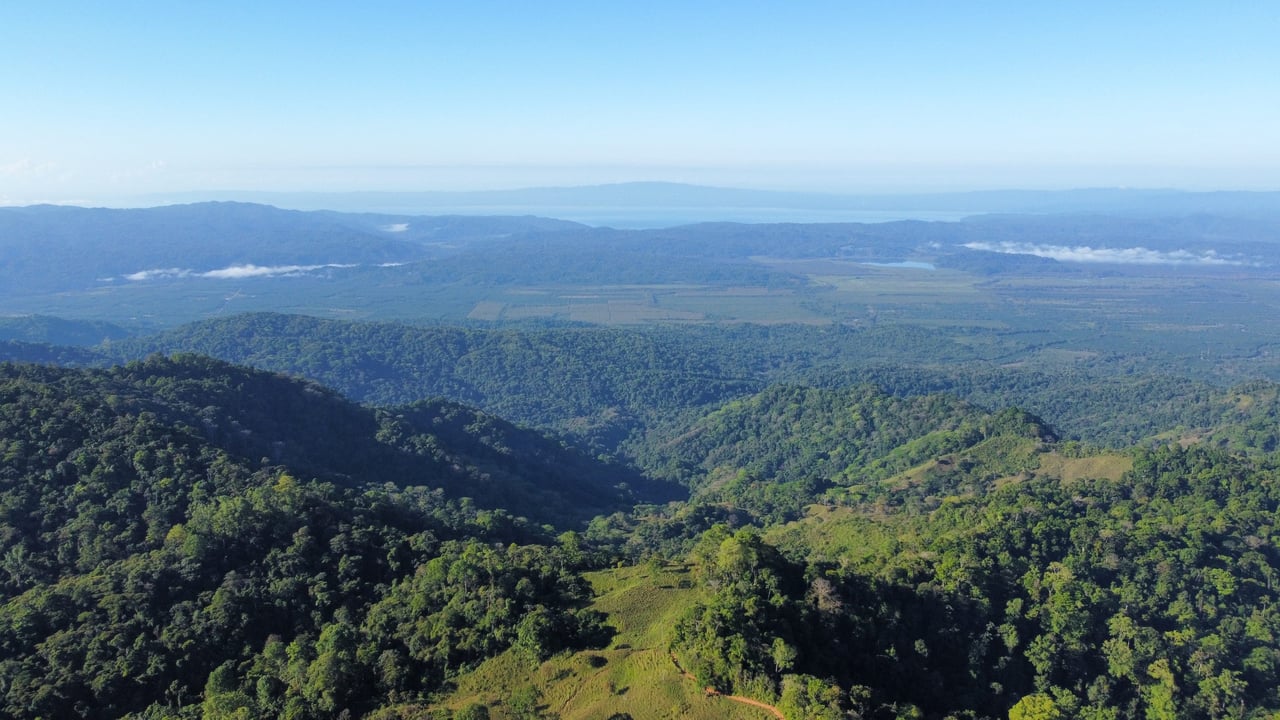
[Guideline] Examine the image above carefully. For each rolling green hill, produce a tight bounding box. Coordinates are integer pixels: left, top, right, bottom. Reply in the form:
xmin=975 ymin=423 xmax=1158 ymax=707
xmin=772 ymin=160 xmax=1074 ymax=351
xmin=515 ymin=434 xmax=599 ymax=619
xmin=431 ymin=434 xmax=1280 ymax=720
xmin=106 ymin=313 xmax=772 ymax=449
xmin=1 ymin=355 xmax=659 ymax=528
xmin=625 ymin=384 xmax=1053 ymax=519
xmin=0 ymin=355 xmax=659 ymax=718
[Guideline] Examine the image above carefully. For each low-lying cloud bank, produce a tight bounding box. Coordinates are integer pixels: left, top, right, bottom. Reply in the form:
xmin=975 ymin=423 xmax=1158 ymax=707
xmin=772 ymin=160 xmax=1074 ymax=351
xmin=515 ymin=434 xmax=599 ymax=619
xmin=963 ymin=242 xmax=1252 ymax=266
xmin=122 ymin=263 xmax=357 ymax=281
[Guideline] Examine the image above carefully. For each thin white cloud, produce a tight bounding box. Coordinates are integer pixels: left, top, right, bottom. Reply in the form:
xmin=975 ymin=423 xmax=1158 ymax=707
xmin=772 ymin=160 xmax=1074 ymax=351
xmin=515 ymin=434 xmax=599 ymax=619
xmin=200 ymin=263 xmax=356 ymax=279
xmin=125 ymin=268 xmax=192 ymax=281
xmin=1 ymin=159 xmax=57 ymax=177
xmin=109 ymin=159 xmax=168 ymax=184
xmin=381 ymin=223 xmax=409 ymax=232
xmin=123 ymin=263 xmax=357 ymax=281
xmin=963 ymin=241 xmax=1253 ymax=266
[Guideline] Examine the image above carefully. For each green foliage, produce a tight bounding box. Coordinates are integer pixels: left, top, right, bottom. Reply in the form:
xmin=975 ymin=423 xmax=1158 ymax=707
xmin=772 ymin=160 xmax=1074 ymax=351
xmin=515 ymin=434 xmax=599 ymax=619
xmin=779 ymin=674 xmax=846 ymax=720
xmin=87 ymin=310 xmax=1280 ymax=456
xmin=454 ymin=703 xmax=490 ymax=720
xmin=0 ymin=353 xmax=651 ymax=533
xmin=1008 ymin=693 xmax=1062 ymax=720
xmin=661 ymin=441 xmax=1280 ymax=719
xmin=0 ymin=358 xmax=612 ymax=718
xmin=635 ymin=384 xmax=983 ymax=488
xmin=505 ymin=685 xmax=542 ymax=720
xmin=109 ymin=313 xmax=770 ymax=450
xmin=671 ymin=528 xmax=807 ymax=696
xmin=634 ymin=384 xmax=1054 ymax=524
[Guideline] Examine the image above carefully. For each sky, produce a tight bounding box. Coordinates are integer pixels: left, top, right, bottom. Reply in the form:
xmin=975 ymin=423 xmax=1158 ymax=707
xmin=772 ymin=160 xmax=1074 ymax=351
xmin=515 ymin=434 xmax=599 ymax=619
xmin=2 ymin=1 xmax=1278 ymax=204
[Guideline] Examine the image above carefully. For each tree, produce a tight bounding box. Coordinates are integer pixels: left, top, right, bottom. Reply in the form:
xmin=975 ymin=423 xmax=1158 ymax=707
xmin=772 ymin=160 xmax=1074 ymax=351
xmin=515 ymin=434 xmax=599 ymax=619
xmin=1142 ymin=659 xmax=1178 ymax=720
xmin=507 ymin=685 xmax=541 ymax=720
xmin=201 ymin=662 xmax=254 ymax=720
xmin=771 ymin=637 xmax=798 ymax=674
xmin=1009 ymin=693 xmax=1062 ymax=720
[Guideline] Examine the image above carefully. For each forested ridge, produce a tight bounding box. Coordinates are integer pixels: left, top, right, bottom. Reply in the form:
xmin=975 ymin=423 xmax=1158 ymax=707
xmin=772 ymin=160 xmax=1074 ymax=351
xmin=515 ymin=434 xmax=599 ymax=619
xmin=74 ymin=312 xmax=1280 ymax=453
xmin=0 ymin=356 xmax=634 ymax=718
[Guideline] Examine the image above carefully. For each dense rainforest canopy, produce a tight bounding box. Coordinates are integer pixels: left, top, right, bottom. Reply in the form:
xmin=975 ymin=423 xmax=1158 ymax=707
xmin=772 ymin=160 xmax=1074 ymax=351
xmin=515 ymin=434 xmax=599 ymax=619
xmin=2 ymin=343 xmax=1279 ymax=718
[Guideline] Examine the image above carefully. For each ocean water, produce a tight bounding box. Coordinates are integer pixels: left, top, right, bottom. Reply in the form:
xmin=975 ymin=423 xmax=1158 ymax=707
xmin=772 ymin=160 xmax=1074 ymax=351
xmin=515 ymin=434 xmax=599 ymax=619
xmin=860 ymin=261 xmax=938 ymax=270
xmin=404 ymin=205 xmax=979 ymax=228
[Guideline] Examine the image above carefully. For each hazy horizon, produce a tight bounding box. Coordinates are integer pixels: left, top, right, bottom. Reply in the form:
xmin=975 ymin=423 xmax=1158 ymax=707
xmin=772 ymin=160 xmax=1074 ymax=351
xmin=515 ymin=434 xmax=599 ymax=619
xmin=4 ymin=2 xmax=1278 ymax=205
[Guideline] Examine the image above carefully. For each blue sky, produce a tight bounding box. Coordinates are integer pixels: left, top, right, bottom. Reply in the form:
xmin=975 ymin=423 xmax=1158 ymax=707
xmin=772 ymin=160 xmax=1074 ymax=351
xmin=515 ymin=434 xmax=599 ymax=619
xmin=2 ymin=1 xmax=1278 ymax=202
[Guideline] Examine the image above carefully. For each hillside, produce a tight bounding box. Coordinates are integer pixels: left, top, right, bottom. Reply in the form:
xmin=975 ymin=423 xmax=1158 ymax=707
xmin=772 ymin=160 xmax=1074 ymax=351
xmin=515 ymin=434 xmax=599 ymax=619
xmin=0 ymin=355 xmax=661 ymax=718
xmin=1180 ymin=379 xmax=1280 ymax=453
xmin=659 ymin=441 xmax=1280 ymax=719
xmin=432 ymin=563 xmax=781 ymax=720
xmin=106 ymin=313 xmax=771 ymax=448
xmin=0 ymin=355 xmax=656 ymax=527
xmin=0 ymin=315 xmax=131 ymax=346
xmin=631 ymin=384 xmax=1043 ymax=484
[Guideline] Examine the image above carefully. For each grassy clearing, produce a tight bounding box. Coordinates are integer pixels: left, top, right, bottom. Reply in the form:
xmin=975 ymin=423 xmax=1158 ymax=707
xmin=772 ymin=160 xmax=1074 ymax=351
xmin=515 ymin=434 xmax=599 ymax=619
xmin=767 ymin=445 xmax=1134 ymax=566
xmin=1035 ymin=451 xmax=1132 ymax=483
xmin=432 ymin=564 xmax=773 ymax=720
xmin=809 ymin=271 xmax=988 ymax=302
xmin=465 ymin=284 xmax=827 ymax=324
xmin=766 ymin=505 xmax=907 ymax=565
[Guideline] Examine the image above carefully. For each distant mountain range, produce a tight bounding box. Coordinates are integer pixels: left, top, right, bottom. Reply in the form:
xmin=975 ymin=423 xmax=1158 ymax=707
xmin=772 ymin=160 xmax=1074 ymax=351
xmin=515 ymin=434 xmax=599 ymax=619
xmin=0 ymin=202 xmax=579 ymax=295
xmin=3 ymin=195 xmax=1280 ymax=330
xmin=132 ymin=181 xmax=1280 ymax=219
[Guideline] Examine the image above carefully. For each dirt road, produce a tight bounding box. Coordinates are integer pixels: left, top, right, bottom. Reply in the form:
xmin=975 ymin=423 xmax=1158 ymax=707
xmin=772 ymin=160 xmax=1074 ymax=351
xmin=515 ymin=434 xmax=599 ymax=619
xmin=670 ymin=653 xmax=786 ymax=720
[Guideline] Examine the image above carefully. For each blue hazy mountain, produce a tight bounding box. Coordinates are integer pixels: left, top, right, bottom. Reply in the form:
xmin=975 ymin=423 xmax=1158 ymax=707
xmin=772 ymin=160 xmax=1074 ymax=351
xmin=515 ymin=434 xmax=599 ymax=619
xmin=0 ymin=202 xmax=581 ymax=295
xmin=135 ymin=182 xmax=1280 ymax=222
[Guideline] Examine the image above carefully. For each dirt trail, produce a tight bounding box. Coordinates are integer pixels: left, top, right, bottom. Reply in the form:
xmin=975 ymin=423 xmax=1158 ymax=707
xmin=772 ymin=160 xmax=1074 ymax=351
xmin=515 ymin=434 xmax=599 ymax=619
xmin=721 ymin=692 xmax=786 ymax=719
xmin=669 ymin=653 xmax=786 ymax=720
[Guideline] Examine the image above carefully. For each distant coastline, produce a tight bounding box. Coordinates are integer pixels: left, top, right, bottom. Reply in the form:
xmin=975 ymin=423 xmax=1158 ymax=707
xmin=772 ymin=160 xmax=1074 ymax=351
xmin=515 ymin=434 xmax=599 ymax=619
xmin=118 ymin=182 xmax=1280 ymax=228
xmin=400 ymin=206 xmax=977 ymax=228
